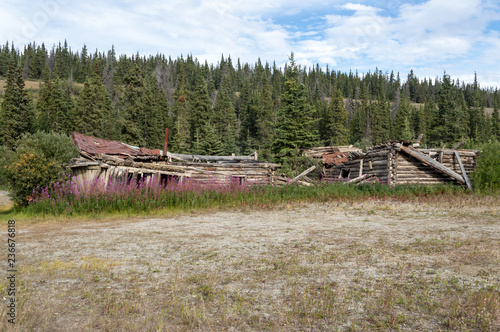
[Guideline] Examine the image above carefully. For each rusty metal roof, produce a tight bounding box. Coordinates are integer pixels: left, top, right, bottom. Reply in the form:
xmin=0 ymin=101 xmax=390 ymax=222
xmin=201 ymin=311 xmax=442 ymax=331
xmin=72 ymin=132 xmax=161 ymax=158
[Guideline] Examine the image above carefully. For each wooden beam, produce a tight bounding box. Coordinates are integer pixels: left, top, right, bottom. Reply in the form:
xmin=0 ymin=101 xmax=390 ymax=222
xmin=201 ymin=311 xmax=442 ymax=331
xmin=399 ymin=146 xmax=465 ymax=184
xmin=291 ymin=166 xmax=316 ymax=183
xmin=454 ymin=151 xmax=472 ymax=190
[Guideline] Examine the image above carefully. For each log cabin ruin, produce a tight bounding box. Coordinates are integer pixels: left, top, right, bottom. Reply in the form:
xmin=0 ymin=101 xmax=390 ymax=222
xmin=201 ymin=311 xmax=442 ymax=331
xmin=319 ymin=141 xmax=479 ymax=189
xmin=67 ymin=132 xmax=280 ymax=188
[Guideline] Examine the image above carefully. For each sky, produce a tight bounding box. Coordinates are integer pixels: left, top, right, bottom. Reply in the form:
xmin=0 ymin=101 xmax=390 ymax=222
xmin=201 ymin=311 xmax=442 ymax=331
xmin=2 ymin=0 xmax=500 ymax=88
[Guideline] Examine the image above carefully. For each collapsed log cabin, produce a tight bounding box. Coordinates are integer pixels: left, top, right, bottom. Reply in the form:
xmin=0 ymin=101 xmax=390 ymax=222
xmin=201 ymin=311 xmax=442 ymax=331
xmin=322 ymin=141 xmax=479 ymax=188
xmin=67 ymin=132 xmax=280 ymax=188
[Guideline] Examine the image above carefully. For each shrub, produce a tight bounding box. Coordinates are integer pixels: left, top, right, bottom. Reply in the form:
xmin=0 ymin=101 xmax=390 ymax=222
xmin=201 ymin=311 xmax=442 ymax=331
xmin=0 ymin=145 xmax=15 ymax=189
xmin=6 ymin=131 xmax=79 ymax=207
xmin=16 ymin=130 xmax=79 ymax=163
xmin=471 ymin=140 xmax=500 ymax=192
xmin=7 ymin=152 xmax=61 ymax=206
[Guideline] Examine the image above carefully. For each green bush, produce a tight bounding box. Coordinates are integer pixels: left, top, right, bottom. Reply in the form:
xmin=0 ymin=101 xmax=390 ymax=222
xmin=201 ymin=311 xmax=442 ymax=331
xmin=471 ymin=140 xmax=500 ymax=192
xmin=8 ymin=152 xmax=61 ymax=206
xmin=16 ymin=130 xmax=79 ymax=163
xmin=0 ymin=145 xmax=15 ymax=189
xmin=5 ymin=131 xmax=79 ymax=207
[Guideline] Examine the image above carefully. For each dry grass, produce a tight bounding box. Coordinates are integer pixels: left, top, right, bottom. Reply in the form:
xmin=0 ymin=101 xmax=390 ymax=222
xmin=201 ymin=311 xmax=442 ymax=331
xmin=0 ymin=197 xmax=499 ymax=331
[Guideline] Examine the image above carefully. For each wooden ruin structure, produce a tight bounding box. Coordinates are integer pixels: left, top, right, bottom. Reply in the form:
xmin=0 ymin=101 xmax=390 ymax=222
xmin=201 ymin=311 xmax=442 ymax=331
xmin=67 ymin=132 xmax=280 ymax=188
xmin=322 ymin=141 xmax=479 ymax=189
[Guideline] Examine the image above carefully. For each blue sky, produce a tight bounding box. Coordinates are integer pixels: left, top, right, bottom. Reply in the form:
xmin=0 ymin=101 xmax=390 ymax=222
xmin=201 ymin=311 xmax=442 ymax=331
xmin=2 ymin=0 xmax=500 ymax=88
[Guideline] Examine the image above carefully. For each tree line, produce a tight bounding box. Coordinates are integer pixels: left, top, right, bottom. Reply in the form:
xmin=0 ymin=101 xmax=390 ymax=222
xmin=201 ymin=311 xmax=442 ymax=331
xmin=1 ymin=40 xmax=499 ymax=163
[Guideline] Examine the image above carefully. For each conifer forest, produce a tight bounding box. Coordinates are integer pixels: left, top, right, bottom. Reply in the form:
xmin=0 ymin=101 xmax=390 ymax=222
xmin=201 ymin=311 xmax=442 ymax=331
xmin=1 ymin=41 xmax=499 ymax=161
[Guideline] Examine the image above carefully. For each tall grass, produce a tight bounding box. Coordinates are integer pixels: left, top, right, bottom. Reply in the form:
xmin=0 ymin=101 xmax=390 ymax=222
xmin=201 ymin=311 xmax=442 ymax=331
xmin=24 ymin=174 xmax=465 ymax=217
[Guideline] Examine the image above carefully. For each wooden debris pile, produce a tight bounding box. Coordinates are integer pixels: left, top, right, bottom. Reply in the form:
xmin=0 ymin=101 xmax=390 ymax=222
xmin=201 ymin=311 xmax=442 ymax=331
xmin=322 ymin=140 xmax=479 ymax=189
xmin=68 ymin=132 xmax=280 ymax=188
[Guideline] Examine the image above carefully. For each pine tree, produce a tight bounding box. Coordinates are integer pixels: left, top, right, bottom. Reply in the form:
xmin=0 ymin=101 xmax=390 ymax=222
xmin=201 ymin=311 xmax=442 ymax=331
xmin=255 ymin=73 xmax=275 ymax=159
xmin=200 ymin=121 xmax=224 ymax=156
xmin=36 ymin=65 xmax=74 ymax=135
xmin=189 ymin=72 xmax=212 ymax=143
xmin=272 ymin=53 xmax=319 ymax=163
xmin=395 ymin=94 xmax=412 ymax=140
xmin=171 ymin=62 xmax=191 ymax=153
xmin=325 ymin=85 xmax=349 ymax=145
xmin=75 ymin=65 xmax=112 ymax=138
xmin=0 ymin=63 xmax=34 ymax=149
xmin=119 ymin=63 xmax=147 ymax=146
xmin=370 ymin=82 xmax=390 ymax=144
xmin=429 ymin=73 xmax=465 ymax=145
xmin=212 ymin=76 xmax=239 ymax=155
xmin=491 ymin=106 xmax=500 ymax=140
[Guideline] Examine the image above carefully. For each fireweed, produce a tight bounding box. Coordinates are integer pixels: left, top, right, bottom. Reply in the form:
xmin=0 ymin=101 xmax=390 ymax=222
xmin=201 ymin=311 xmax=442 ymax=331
xmin=25 ymin=174 xmax=465 ymax=216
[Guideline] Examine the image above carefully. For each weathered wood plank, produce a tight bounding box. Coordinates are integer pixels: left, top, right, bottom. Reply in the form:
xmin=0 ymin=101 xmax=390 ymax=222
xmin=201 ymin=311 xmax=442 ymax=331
xmin=399 ymin=146 xmax=465 ymax=184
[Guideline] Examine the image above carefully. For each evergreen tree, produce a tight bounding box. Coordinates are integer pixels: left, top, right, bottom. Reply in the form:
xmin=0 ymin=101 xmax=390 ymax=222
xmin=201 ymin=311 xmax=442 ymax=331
xmin=0 ymin=63 xmax=34 ymax=148
xmin=171 ymin=61 xmax=191 ymax=153
xmin=491 ymin=106 xmax=500 ymax=140
xmin=37 ymin=65 xmax=74 ymax=135
xmin=118 ymin=64 xmax=145 ymax=145
xmin=255 ymin=73 xmax=275 ymax=159
xmin=429 ymin=73 xmax=465 ymax=145
xmin=200 ymin=121 xmax=224 ymax=155
xmin=395 ymin=94 xmax=412 ymax=140
xmin=189 ymin=72 xmax=212 ymax=143
xmin=74 ymin=65 xmax=113 ymax=138
xmin=325 ymin=85 xmax=349 ymax=145
xmin=370 ymin=82 xmax=390 ymax=144
xmin=212 ymin=76 xmax=239 ymax=155
xmin=272 ymin=53 xmax=319 ymax=163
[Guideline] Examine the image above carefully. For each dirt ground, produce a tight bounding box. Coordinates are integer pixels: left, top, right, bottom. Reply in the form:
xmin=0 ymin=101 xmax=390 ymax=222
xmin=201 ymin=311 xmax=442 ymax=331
xmin=2 ymin=197 xmax=499 ymax=331
xmin=0 ymin=191 xmax=11 ymax=207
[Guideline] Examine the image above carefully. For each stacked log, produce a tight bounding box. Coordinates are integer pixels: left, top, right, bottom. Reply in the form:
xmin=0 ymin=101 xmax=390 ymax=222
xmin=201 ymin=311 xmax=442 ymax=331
xmin=66 ymin=154 xmax=280 ymax=187
xmin=323 ymin=149 xmax=391 ymax=182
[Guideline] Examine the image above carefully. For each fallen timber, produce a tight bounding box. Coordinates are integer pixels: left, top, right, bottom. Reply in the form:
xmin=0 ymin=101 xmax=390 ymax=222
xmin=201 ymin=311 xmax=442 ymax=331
xmin=321 ymin=140 xmax=479 ymax=188
xmin=69 ymin=132 xmax=282 ymax=188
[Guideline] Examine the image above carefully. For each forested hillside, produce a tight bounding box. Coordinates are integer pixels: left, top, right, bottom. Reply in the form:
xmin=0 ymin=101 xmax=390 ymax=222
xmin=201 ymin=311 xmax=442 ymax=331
xmin=1 ymin=41 xmax=499 ymax=161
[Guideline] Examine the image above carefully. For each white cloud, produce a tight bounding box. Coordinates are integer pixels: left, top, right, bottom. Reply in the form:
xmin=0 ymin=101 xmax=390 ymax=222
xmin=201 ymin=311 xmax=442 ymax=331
xmin=0 ymin=0 xmax=500 ymax=86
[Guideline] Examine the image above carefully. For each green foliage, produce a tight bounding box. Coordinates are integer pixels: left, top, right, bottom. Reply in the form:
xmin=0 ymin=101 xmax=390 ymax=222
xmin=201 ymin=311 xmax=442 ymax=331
xmin=5 ymin=131 xmax=78 ymax=206
xmin=15 ymin=131 xmax=79 ymax=163
xmin=0 ymin=62 xmax=35 ymax=148
xmin=272 ymin=53 xmax=319 ymax=164
xmin=325 ymin=85 xmax=349 ymax=145
xmin=280 ymin=156 xmax=323 ymax=179
xmin=7 ymin=152 xmax=60 ymax=206
xmin=0 ymin=145 xmax=15 ymax=188
xmin=471 ymin=140 xmax=500 ymax=192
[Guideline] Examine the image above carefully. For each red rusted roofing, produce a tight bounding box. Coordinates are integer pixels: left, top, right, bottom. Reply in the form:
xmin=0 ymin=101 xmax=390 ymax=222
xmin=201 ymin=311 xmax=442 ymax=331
xmin=322 ymin=151 xmax=350 ymax=165
xmin=72 ymin=132 xmax=161 ymax=157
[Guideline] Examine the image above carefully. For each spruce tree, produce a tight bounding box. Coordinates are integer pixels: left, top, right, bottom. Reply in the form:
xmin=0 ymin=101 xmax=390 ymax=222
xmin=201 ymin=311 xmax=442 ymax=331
xmin=75 ymin=65 xmax=113 ymax=139
xmin=272 ymin=53 xmax=319 ymax=163
xmin=491 ymin=106 xmax=500 ymax=140
xmin=171 ymin=62 xmax=191 ymax=153
xmin=37 ymin=65 xmax=74 ymax=135
xmin=212 ymin=76 xmax=239 ymax=155
xmin=325 ymin=85 xmax=349 ymax=145
xmin=189 ymin=72 xmax=212 ymax=143
xmin=119 ymin=63 xmax=147 ymax=146
xmin=395 ymin=94 xmax=412 ymax=140
xmin=0 ymin=63 xmax=34 ymax=149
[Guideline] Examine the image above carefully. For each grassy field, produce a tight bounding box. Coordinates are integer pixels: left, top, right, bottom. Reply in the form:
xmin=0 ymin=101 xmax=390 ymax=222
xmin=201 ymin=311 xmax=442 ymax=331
xmin=0 ymin=192 xmax=498 ymax=331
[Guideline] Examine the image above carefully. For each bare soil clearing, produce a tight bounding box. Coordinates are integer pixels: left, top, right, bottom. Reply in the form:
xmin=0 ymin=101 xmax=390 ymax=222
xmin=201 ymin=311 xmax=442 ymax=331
xmin=2 ymin=198 xmax=499 ymax=331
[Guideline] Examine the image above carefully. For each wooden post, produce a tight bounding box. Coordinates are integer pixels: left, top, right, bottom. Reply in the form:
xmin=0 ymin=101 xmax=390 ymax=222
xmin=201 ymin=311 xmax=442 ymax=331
xmin=454 ymin=151 xmax=472 ymax=190
xmin=359 ymin=159 xmax=363 ymax=177
xmin=163 ymin=128 xmax=169 ymax=156
xmin=292 ymin=166 xmax=316 ymax=183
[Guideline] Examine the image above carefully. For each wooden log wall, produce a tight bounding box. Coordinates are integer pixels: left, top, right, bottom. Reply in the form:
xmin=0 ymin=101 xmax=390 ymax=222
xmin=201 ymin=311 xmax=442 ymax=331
xmin=323 ymin=151 xmax=390 ymax=181
xmin=322 ymin=147 xmax=478 ymax=186
xmin=68 ymin=157 xmax=279 ymax=187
